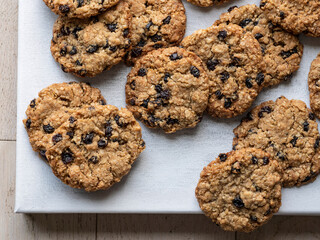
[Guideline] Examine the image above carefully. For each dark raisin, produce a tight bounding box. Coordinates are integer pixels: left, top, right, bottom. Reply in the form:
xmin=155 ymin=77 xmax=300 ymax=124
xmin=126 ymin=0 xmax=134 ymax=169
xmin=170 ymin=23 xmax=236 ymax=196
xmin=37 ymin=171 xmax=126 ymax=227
xmin=105 ymin=124 xmax=113 ymax=138
xmin=164 ymin=73 xmax=171 ymax=83
xmin=140 ymin=99 xmax=149 ymax=108
xmin=290 ymin=136 xmax=298 ymax=147
xmin=190 ymin=66 xmax=200 ymax=78
xmin=131 ymin=47 xmax=142 ymax=58
xmin=60 ymin=26 xmax=70 ymax=36
xmin=314 ymin=137 xmax=320 ymax=149
xmin=106 ymin=23 xmax=117 ymax=32
xmin=309 ymin=112 xmax=315 ymax=120
xmin=280 ymin=11 xmax=285 ymax=19
xmin=69 ymin=116 xmax=76 ymax=124
xmin=218 ymin=30 xmax=227 ymax=40
xmin=52 ymin=134 xmax=63 ymax=143
xmin=115 ymin=115 xmax=128 ymax=128
xmin=239 ymin=19 xmax=252 ymax=28
xmin=137 ymin=40 xmax=146 ymax=47
xmin=258 ymin=106 xmax=272 ymax=118
xmin=138 ymin=68 xmax=147 ymax=76
xmin=253 ymin=21 xmax=259 ymax=26
xmin=255 ymin=33 xmax=263 ymax=40
xmin=280 ymin=47 xmax=298 ymax=59
xmin=69 ymin=46 xmax=77 ymax=55
xmin=245 ymin=78 xmax=253 ymax=88
xmin=43 ymin=124 xmax=55 ymax=134
xmin=59 ymin=5 xmax=70 ymax=14
xmin=276 ymin=152 xmax=286 ymax=161
xmin=153 ymin=43 xmax=163 ymax=49
xmin=130 ymin=80 xmax=136 ymax=90
xmin=103 ymin=40 xmax=109 ymax=49
xmin=166 ymin=117 xmax=179 ymax=125
xmin=82 ymin=132 xmax=94 ymax=144
xmin=60 ymin=47 xmax=67 ymax=56
xmin=169 ymin=53 xmax=182 ymax=61
xmin=220 ymin=71 xmax=229 ymax=82
xmin=155 ymin=84 xmax=163 ymax=93
xmin=109 ymin=46 xmax=117 ymax=52
xmin=30 ymin=99 xmax=36 ymax=108
xmin=89 ymin=156 xmax=99 ymax=164
xmin=163 ymin=16 xmax=171 ymax=24
xmin=250 ymin=215 xmax=258 ymax=222
xmin=206 ymin=59 xmax=220 ymax=71
xmin=219 ymin=154 xmax=227 ymax=162
xmin=303 ymin=121 xmax=309 ymax=132
xmin=146 ymin=21 xmax=153 ymax=30
xmin=140 ymin=140 xmax=146 ymax=147
xmin=98 ymin=139 xmax=107 ymax=149
xmin=77 ymin=0 xmax=84 ymax=7
xmin=123 ymin=28 xmax=129 ymax=37
xmin=66 ymin=131 xmax=74 ymax=139
xmin=227 ymin=6 xmax=237 ymax=12
xmin=99 ymin=99 xmax=106 ymax=105
xmin=61 ymin=149 xmax=73 ymax=164
xmin=75 ymin=60 xmax=82 ymax=66
xmin=129 ymin=98 xmax=136 ymax=106
xmin=229 ymin=57 xmax=241 ymax=67
xmin=151 ymin=34 xmax=162 ymax=42
xmin=251 ymin=156 xmax=258 ymax=164
xmin=260 ymin=2 xmax=266 ymax=7
xmin=26 ymin=119 xmax=32 ymax=129
xmin=72 ymin=27 xmax=82 ymax=39
xmin=86 ymin=45 xmax=99 ymax=53
xmin=232 ymin=196 xmax=244 ymax=208
xmin=224 ymin=98 xmax=232 ymax=109
xmin=255 ymin=72 xmax=265 ymax=85
xmin=159 ymin=89 xmax=170 ymax=100
xmin=215 ymin=90 xmax=223 ymax=100
xmin=263 ymin=157 xmax=269 ymax=165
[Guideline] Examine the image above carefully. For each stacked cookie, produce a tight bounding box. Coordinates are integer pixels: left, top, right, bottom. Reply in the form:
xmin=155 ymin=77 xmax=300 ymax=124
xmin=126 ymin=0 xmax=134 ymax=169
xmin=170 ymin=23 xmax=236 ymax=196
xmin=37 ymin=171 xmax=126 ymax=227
xmin=48 ymin=0 xmax=187 ymax=77
xmin=23 ymin=82 xmax=145 ymax=192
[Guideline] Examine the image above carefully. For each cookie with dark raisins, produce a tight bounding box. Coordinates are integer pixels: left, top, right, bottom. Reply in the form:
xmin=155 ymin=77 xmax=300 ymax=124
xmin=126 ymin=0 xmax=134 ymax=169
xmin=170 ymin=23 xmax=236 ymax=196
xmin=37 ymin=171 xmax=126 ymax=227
xmin=45 ymin=105 xmax=145 ymax=192
xmin=233 ymin=96 xmax=320 ymax=187
xmin=196 ymin=148 xmax=282 ymax=232
xmin=182 ymin=23 xmax=265 ymax=118
xmin=125 ymin=47 xmax=209 ymax=133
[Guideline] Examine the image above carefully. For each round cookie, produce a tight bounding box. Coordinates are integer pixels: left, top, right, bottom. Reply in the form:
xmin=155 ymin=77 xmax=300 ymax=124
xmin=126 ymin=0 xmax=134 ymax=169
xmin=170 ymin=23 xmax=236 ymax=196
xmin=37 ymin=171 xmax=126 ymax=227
xmin=196 ymin=148 xmax=282 ymax=232
xmin=23 ymin=82 xmax=106 ymax=159
xmin=43 ymin=0 xmax=120 ymax=19
xmin=233 ymin=96 xmax=320 ymax=187
xmin=45 ymin=105 xmax=145 ymax=192
xmin=216 ymin=4 xmax=303 ymax=88
xmin=181 ymin=23 xmax=265 ymax=118
xmin=260 ymin=0 xmax=320 ymax=37
xmin=123 ymin=0 xmax=186 ymax=65
xmin=51 ymin=1 xmax=131 ymax=78
xmin=186 ymin=0 xmax=230 ymax=7
xmin=125 ymin=47 xmax=209 ymax=133
xmin=308 ymin=54 xmax=320 ymax=119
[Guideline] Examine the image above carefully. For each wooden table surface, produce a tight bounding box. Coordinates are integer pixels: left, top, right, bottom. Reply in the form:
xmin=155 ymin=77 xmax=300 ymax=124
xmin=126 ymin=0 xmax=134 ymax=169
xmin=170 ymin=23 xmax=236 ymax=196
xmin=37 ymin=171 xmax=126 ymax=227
xmin=1 ymin=1 xmax=320 ymax=239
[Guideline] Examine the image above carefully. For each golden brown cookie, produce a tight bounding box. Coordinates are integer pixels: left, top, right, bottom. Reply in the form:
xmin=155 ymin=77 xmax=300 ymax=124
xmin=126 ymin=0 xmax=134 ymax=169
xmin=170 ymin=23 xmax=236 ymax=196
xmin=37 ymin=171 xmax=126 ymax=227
xmin=216 ymin=4 xmax=303 ymax=88
xmin=124 ymin=0 xmax=186 ymax=65
xmin=23 ymin=82 xmax=106 ymax=160
xmin=196 ymin=148 xmax=282 ymax=232
xmin=45 ymin=105 xmax=145 ymax=192
xmin=233 ymin=96 xmax=320 ymax=187
xmin=182 ymin=23 xmax=265 ymax=118
xmin=51 ymin=1 xmax=131 ymax=77
xmin=126 ymin=47 xmax=209 ymax=133
xmin=43 ymin=0 xmax=120 ymax=19
xmin=260 ymin=0 xmax=320 ymax=37
xmin=308 ymin=53 xmax=320 ymax=118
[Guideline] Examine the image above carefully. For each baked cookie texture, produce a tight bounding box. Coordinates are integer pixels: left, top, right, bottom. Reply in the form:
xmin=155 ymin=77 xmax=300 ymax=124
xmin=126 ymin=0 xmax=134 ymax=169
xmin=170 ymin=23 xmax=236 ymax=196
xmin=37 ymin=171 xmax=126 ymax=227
xmin=233 ymin=96 xmax=320 ymax=187
xmin=51 ymin=1 xmax=131 ymax=77
xmin=23 ymin=82 xmax=106 ymax=159
xmin=260 ymin=0 xmax=320 ymax=37
xmin=124 ymin=0 xmax=186 ymax=65
xmin=186 ymin=0 xmax=230 ymax=7
xmin=45 ymin=105 xmax=145 ymax=192
xmin=126 ymin=47 xmax=209 ymax=133
xmin=181 ymin=23 xmax=265 ymax=119
xmin=196 ymin=148 xmax=282 ymax=232
xmin=43 ymin=0 xmax=120 ymax=19
xmin=216 ymin=4 xmax=303 ymax=88
xmin=309 ymin=54 xmax=320 ymax=119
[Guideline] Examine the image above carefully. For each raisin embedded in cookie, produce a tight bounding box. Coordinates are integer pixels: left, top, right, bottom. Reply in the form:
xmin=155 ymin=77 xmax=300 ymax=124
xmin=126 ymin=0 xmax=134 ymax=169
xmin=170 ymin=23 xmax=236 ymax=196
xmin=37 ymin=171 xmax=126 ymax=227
xmin=51 ymin=1 xmax=131 ymax=77
xmin=125 ymin=47 xmax=209 ymax=133
xmin=233 ymin=96 xmax=320 ymax=187
xmin=43 ymin=0 xmax=120 ymax=19
xmin=123 ymin=0 xmax=186 ymax=65
xmin=309 ymin=54 xmax=320 ymax=119
xmin=260 ymin=0 xmax=320 ymax=37
xmin=196 ymin=148 xmax=282 ymax=232
xmin=45 ymin=105 xmax=145 ymax=192
xmin=23 ymin=82 xmax=106 ymax=160
xmin=182 ymin=23 xmax=265 ymax=118
xmin=216 ymin=4 xmax=303 ymax=88
xmin=186 ymin=0 xmax=230 ymax=7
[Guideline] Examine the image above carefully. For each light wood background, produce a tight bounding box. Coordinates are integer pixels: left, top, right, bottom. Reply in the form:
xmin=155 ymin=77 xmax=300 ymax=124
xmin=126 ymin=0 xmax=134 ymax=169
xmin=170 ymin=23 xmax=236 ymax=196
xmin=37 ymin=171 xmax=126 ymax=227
xmin=1 ymin=0 xmax=320 ymax=239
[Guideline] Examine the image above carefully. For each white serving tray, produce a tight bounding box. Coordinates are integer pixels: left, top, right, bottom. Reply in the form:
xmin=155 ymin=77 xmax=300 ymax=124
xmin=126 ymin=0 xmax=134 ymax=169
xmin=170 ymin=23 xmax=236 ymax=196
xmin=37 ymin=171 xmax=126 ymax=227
xmin=15 ymin=0 xmax=320 ymax=214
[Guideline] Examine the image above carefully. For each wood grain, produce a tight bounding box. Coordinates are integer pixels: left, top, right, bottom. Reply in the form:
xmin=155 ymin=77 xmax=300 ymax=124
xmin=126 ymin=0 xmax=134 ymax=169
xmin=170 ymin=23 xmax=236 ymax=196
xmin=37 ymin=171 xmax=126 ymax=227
xmin=0 ymin=0 xmax=18 ymax=141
